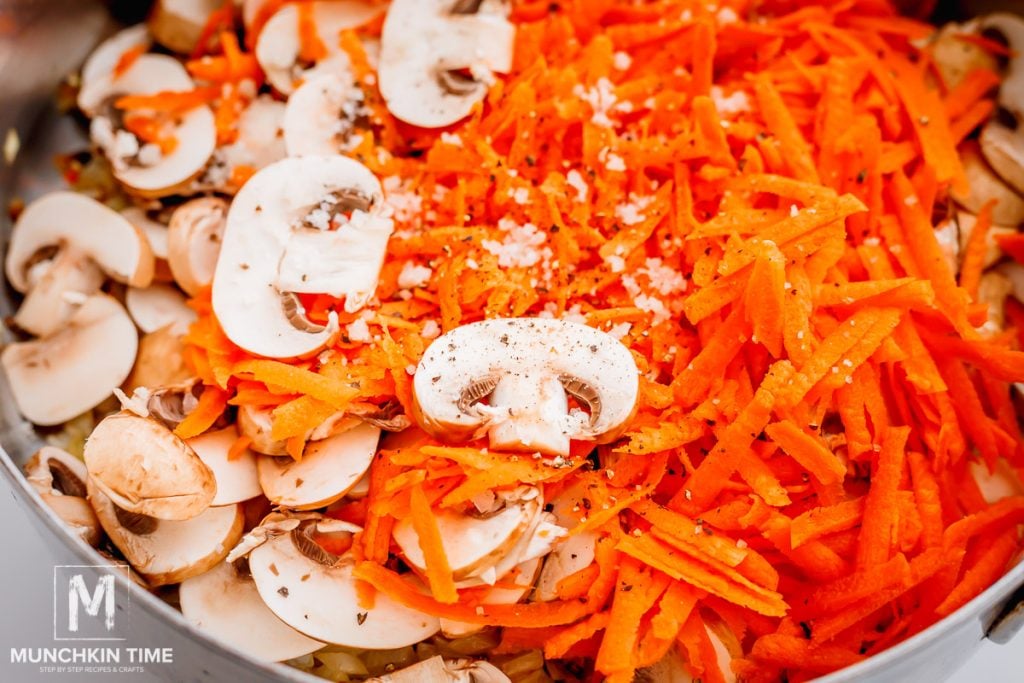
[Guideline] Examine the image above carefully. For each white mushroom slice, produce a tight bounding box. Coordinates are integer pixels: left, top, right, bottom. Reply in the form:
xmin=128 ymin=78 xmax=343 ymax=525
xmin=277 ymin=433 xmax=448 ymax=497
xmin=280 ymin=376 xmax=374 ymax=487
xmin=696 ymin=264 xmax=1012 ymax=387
xmin=148 ymin=0 xmax=223 ymax=55
xmin=970 ymin=458 xmax=1024 ymax=504
xmin=346 ymin=470 xmax=371 ymax=499
xmin=955 ymin=211 xmax=1017 ymax=271
xmin=952 ymin=143 xmax=1024 ymax=226
xmin=2 ymin=295 xmax=138 ymax=426
xmin=167 ymin=196 xmax=228 ymax=295
xmin=126 ymin=284 xmax=196 ymax=334
xmin=180 ymin=560 xmax=325 ymax=661
xmin=238 ymin=404 xmax=289 ymax=456
xmin=5 ymin=191 xmax=154 ymax=292
xmin=462 ymin=508 xmax=565 ymax=587
xmin=536 ymin=483 xmax=598 ymax=601
xmin=413 ymin=318 xmax=640 ymax=456
xmin=126 ymin=325 xmax=193 ymax=392
xmin=187 ymin=427 xmax=262 ymax=506
xmin=256 ymin=1 xmax=383 ymax=95
xmin=980 ymin=120 xmax=1024 ymax=195
xmin=12 ymin=249 xmax=104 ymax=337
xmin=977 ymin=270 xmax=1014 ymax=335
xmin=979 ymin=14 xmax=1024 ymax=122
xmin=243 ymin=0 xmax=276 ymax=32
xmin=999 ymin=261 xmax=1024 ymax=303
xmin=284 ymin=72 xmax=365 ymax=157
xmin=84 ymin=412 xmax=217 ymax=520
xmin=24 ymin=447 xmax=102 ymax=547
xmin=248 ymin=524 xmax=440 ymax=647
xmin=929 ymin=20 xmax=998 ymax=91
xmin=440 ymin=557 xmax=540 ymax=638
xmin=212 ymin=155 xmax=393 ymax=358
xmin=218 ymin=95 xmax=289 ymax=179
xmin=257 ymin=422 xmax=380 ymax=510
xmin=80 ymin=24 xmax=153 ymax=94
xmin=121 ymin=206 xmax=170 ymax=260
xmin=88 ymin=480 xmax=243 ymax=586
xmin=368 ymin=656 xmax=510 ymax=683
xmin=934 ymin=219 xmax=960 ymax=277
xmin=80 ymin=54 xmax=216 ymax=196
xmin=392 ymin=489 xmax=540 ymax=580
xmin=379 ymin=0 xmax=515 ymax=128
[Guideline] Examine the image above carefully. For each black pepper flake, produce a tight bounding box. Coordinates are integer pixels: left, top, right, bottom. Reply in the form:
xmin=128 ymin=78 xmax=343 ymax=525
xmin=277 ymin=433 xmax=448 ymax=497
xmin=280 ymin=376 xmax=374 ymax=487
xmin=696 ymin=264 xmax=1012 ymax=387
xmin=856 ymin=169 xmax=868 ymax=184
xmin=582 ymin=497 xmax=592 ymax=510
xmin=621 ymin=584 xmax=633 ymax=592
xmin=357 ymin=612 xmax=368 ymax=625
xmin=799 ymin=621 xmax=813 ymax=639
xmin=278 ymin=586 xmax=289 ymax=597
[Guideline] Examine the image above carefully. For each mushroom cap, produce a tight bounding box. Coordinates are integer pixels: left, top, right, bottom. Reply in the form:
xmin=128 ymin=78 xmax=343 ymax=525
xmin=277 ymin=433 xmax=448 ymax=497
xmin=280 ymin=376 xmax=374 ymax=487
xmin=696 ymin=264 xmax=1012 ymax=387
xmin=148 ymin=0 xmax=222 ymax=55
xmin=80 ymin=54 xmax=216 ymax=196
xmin=980 ymin=120 xmax=1024 ymax=195
xmin=179 ymin=560 xmax=325 ymax=661
xmin=211 ymin=155 xmax=392 ymax=359
xmin=126 ymin=283 xmax=196 ymax=334
xmin=412 ymin=318 xmax=640 ymax=454
xmin=378 ymin=0 xmax=515 ymax=128
xmin=929 ymin=20 xmax=998 ymax=91
xmin=952 ymin=142 xmax=1024 ymax=226
xmin=126 ymin=325 xmax=193 ymax=392
xmin=84 ymin=412 xmax=217 ymax=520
xmin=954 ymin=210 xmax=1016 ymax=271
xmin=5 ymin=191 xmax=154 ymax=292
xmin=392 ymin=491 xmax=540 ymax=579
xmin=284 ymin=72 xmax=358 ymax=157
xmin=1 ymin=294 xmax=139 ymax=426
xmin=121 ymin=206 xmax=170 ymax=260
xmin=167 ymin=196 xmax=228 ymax=295
xmin=12 ymin=248 xmax=104 ymax=337
xmin=187 ymin=426 xmax=262 ymax=506
xmin=79 ymin=24 xmax=153 ymax=94
xmin=24 ymin=447 xmax=102 ymax=547
xmin=535 ymin=482 xmax=598 ymax=601
xmin=369 ymin=656 xmax=511 ymax=683
xmin=88 ymin=480 xmax=244 ymax=587
xmin=248 ymin=530 xmax=441 ymax=648
xmin=255 ymin=1 xmax=382 ymax=95
xmin=257 ymin=422 xmax=380 ymax=510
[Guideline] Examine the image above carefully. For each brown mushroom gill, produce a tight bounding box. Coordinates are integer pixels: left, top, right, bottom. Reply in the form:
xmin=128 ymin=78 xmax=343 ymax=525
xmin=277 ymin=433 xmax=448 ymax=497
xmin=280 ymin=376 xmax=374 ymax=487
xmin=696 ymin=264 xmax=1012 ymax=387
xmin=49 ymin=460 xmax=88 ymax=498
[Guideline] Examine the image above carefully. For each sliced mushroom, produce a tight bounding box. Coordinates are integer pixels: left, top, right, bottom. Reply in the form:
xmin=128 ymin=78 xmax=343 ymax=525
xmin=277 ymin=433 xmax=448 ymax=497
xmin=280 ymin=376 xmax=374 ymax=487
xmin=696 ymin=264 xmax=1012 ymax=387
xmin=79 ymin=24 xmax=153 ymax=95
xmin=440 ymin=557 xmax=540 ymax=638
xmin=979 ymin=14 xmax=1024 ymax=123
xmin=211 ymin=155 xmax=394 ymax=358
xmin=237 ymin=404 xmax=289 ymax=456
xmin=12 ymin=248 xmax=105 ymax=337
xmin=954 ymin=210 xmax=1017 ymax=271
xmin=952 ymin=142 xmax=1024 ymax=226
xmin=929 ymin=20 xmax=998 ymax=91
xmin=24 ymin=447 xmax=102 ymax=546
xmin=367 ymin=657 xmax=510 ymax=683
xmin=125 ymin=325 xmax=193 ymax=392
xmin=412 ymin=318 xmax=640 ymax=455
xmin=536 ymin=482 xmax=598 ymax=601
xmin=180 ymin=559 xmax=325 ymax=661
xmin=121 ymin=206 xmax=170 ymax=261
xmin=88 ymin=479 xmax=244 ymax=587
xmin=79 ymin=54 xmax=216 ymax=196
xmin=126 ymin=283 xmax=196 ymax=334
xmin=392 ymin=487 xmax=541 ymax=581
xmin=198 ymin=95 xmax=289 ymax=194
xmin=5 ymin=191 xmax=154 ymax=293
xmin=167 ymin=196 xmax=228 ymax=295
xmin=84 ymin=412 xmax=216 ymax=520
xmin=2 ymin=295 xmax=138 ymax=426
xmin=257 ymin=422 xmax=380 ymax=510
xmin=148 ymin=0 xmax=223 ymax=55
xmin=977 ymin=269 xmax=1015 ymax=334
xmin=144 ymin=378 xmax=203 ymax=426
xmin=247 ymin=521 xmax=440 ymax=647
xmin=980 ymin=120 xmax=1024 ymax=195
xmin=284 ymin=72 xmax=366 ymax=157
xmin=378 ymin=0 xmax=515 ymax=128
xmin=255 ymin=1 xmax=383 ymax=95
xmin=187 ymin=426 xmax=262 ymax=506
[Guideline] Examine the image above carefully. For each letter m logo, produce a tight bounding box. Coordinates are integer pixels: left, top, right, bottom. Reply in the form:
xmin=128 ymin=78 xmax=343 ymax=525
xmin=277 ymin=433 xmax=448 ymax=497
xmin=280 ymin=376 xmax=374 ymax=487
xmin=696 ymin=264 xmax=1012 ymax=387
xmin=54 ymin=565 xmax=129 ymax=640
xmin=68 ymin=574 xmax=115 ymax=632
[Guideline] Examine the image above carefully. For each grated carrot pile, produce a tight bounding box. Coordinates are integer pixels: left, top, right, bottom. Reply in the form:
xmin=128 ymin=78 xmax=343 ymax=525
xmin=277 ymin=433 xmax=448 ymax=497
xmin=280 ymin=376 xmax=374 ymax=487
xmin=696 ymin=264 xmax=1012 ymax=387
xmin=177 ymin=1 xmax=1024 ymax=681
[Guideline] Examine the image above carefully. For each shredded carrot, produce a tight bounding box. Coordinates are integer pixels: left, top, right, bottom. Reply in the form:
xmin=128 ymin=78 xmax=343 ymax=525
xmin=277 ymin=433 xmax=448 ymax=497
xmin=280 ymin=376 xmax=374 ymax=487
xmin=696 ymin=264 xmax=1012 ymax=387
xmin=173 ymin=386 xmax=229 ymax=439
xmin=160 ymin=4 xmax=1024 ymax=681
xmin=226 ymin=434 xmax=252 ymax=461
xmin=113 ymin=44 xmax=145 ymax=78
